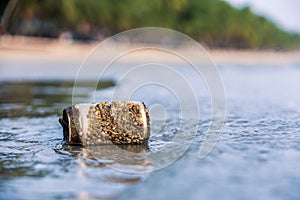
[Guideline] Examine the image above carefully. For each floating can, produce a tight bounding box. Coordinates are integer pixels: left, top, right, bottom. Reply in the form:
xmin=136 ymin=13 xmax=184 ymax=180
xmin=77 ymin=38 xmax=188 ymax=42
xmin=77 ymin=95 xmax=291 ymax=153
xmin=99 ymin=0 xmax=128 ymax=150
xmin=59 ymin=101 xmax=150 ymax=145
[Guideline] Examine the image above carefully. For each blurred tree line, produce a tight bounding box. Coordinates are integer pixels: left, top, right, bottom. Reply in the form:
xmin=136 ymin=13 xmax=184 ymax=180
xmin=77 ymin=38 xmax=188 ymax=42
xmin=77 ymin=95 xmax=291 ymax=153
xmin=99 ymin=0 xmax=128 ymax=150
xmin=1 ymin=0 xmax=300 ymax=49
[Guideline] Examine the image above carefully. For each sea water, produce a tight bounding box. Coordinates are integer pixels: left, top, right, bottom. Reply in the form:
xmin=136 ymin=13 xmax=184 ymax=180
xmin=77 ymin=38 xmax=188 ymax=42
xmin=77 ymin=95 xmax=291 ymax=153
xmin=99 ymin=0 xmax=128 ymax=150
xmin=0 ymin=62 xmax=300 ymax=200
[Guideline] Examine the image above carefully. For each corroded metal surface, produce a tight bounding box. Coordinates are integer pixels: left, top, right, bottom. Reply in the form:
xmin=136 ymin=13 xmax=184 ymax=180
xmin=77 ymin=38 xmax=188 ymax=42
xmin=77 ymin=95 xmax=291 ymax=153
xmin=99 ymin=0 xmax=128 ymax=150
xmin=59 ymin=101 xmax=150 ymax=145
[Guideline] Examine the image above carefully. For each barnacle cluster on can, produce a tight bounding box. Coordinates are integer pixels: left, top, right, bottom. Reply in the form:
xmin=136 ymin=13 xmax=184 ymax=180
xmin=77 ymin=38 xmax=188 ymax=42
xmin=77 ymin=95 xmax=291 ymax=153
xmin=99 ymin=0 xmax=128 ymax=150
xmin=59 ymin=101 xmax=150 ymax=146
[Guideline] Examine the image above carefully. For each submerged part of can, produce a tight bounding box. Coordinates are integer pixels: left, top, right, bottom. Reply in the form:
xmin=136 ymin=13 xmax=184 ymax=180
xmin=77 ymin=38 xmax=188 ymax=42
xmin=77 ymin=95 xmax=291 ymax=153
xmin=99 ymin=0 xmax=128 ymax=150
xmin=59 ymin=101 xmax=150 ymax=145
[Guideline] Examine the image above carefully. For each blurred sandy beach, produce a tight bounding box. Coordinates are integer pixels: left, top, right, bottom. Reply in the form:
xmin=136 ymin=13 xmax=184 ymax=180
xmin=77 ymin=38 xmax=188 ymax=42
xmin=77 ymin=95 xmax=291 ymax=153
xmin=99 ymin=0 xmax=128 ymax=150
xmin=1 ymin=36 xmax=299 ymax=66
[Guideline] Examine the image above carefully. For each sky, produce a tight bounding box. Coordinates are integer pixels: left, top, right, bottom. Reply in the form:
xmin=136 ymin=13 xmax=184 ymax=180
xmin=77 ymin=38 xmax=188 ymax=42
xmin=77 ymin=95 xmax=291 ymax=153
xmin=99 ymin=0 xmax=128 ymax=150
xmin=224 ymin=0 xmax=300 ymax=34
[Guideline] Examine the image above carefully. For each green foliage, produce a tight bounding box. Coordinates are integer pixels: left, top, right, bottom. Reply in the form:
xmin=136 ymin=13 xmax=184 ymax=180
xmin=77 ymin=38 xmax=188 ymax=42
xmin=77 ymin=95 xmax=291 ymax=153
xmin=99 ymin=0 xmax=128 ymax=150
xmin=7 ymin=0 xmax=300 ymax=49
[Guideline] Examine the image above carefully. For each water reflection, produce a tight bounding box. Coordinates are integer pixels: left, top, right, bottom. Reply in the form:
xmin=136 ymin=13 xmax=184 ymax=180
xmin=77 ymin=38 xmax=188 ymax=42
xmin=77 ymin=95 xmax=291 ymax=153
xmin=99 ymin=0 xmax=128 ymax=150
xmin=0 ymin=80 xmax=115 ymax=118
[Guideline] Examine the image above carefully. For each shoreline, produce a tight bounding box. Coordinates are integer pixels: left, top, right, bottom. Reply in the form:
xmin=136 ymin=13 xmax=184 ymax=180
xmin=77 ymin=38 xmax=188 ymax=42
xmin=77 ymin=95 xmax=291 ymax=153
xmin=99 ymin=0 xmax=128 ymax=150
xmin=1 ymin=35 xmax=300 ymax=66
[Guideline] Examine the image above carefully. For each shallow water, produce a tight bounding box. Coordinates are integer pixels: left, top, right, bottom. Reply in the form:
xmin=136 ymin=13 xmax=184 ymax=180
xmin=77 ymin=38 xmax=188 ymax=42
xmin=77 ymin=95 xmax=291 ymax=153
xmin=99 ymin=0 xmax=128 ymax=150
xmin=1 ymin=62 xmax=300 ymax=200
